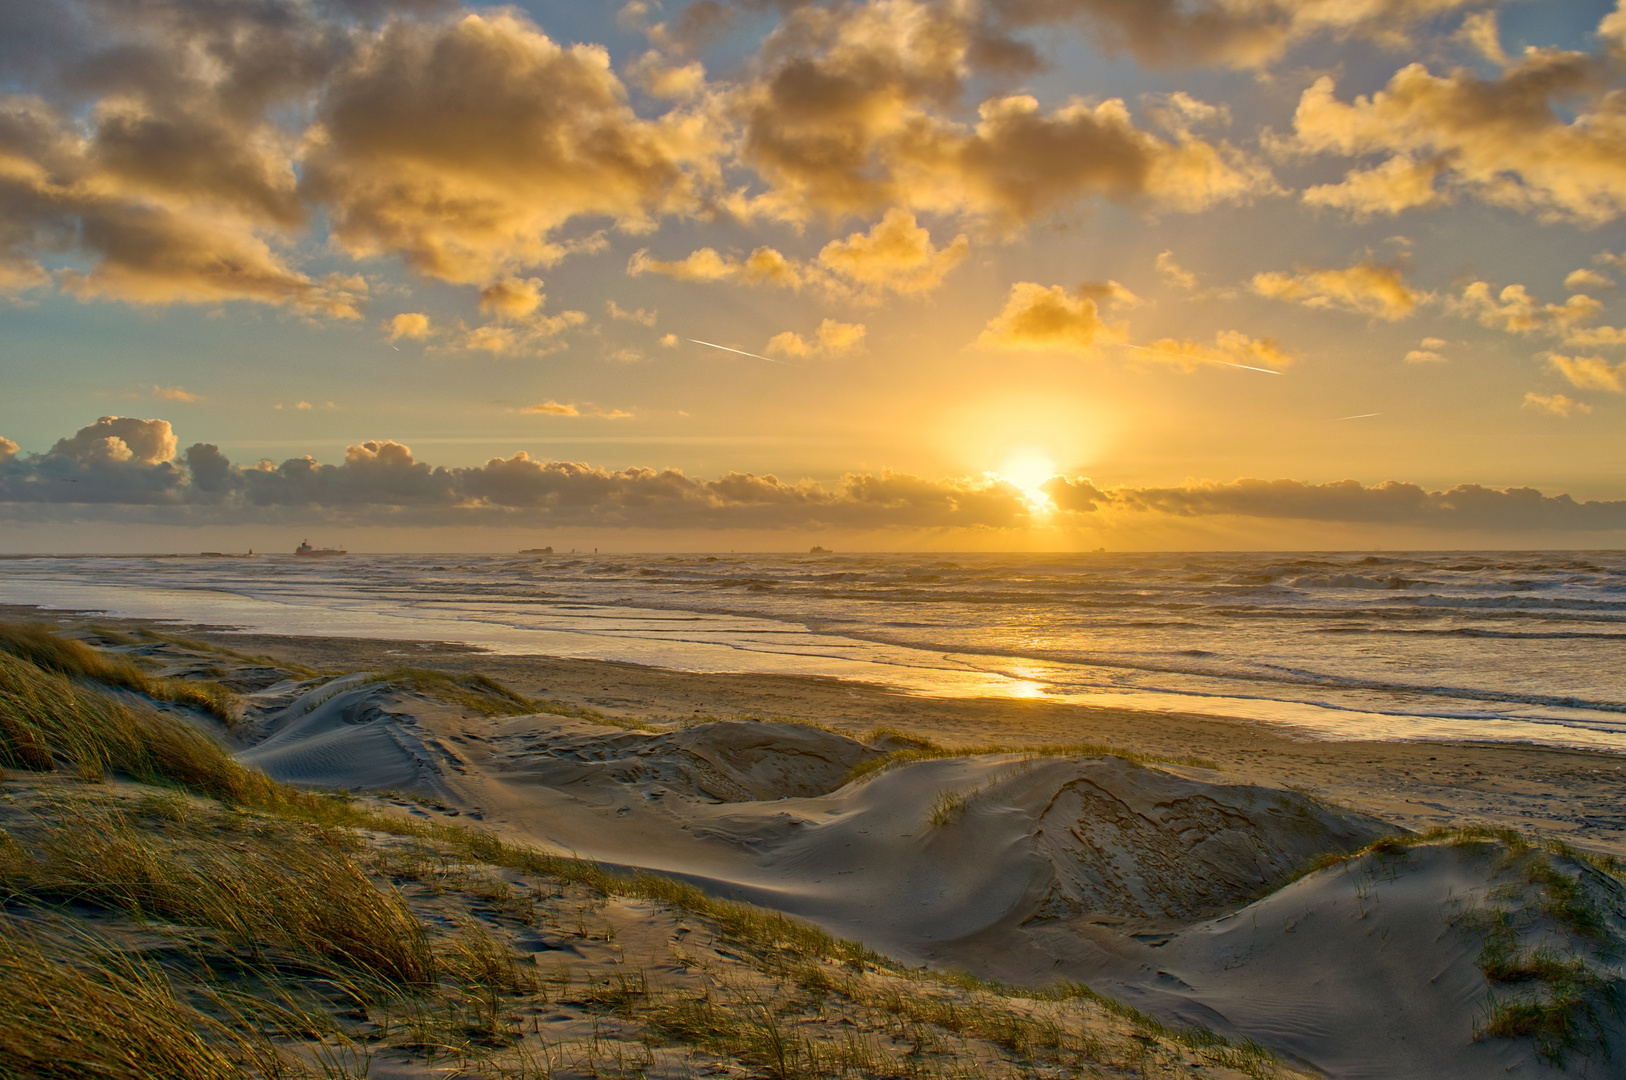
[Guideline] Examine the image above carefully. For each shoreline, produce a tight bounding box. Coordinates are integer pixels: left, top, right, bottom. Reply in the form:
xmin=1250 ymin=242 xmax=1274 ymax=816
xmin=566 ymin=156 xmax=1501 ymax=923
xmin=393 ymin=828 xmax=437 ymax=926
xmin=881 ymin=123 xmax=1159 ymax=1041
xmin=8 ymin=602 xmax=1623 ymax=858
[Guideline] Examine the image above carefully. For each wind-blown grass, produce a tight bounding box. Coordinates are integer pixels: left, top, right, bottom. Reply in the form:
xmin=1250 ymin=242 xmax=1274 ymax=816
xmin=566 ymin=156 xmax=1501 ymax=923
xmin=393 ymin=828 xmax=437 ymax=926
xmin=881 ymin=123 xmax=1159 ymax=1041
xmin=0 ymin=622 xmax=237 ymax=723
xmin=0 ymin=918 xmax=258 ymax=1080
xmin=2 ymin=800 xmax=434 ymax=986
xmin=364 ymin=667 xmax=537 ymax=717
xmin=843 ymin=736 xmax=1216 ymax=785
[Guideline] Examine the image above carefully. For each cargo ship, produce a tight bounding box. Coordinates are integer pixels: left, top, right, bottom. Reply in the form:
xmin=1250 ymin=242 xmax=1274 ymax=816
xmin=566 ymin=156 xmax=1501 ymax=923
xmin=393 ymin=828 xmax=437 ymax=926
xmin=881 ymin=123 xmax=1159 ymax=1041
xmin=295 ymin=540 xmax=347 ymax=557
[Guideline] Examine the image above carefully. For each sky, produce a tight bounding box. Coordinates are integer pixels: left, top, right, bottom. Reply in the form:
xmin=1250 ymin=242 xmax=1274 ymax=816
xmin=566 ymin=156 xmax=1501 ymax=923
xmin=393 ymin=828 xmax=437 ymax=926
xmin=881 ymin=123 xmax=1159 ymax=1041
xmin=0 ymin=0 xmax=1623 ymax=552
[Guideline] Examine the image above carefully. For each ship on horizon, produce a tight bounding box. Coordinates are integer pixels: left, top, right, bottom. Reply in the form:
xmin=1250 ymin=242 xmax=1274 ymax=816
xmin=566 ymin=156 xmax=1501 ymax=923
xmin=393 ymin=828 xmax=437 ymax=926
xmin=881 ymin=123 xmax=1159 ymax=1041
xmin=295 ymin=540 xmax=347 ymax=557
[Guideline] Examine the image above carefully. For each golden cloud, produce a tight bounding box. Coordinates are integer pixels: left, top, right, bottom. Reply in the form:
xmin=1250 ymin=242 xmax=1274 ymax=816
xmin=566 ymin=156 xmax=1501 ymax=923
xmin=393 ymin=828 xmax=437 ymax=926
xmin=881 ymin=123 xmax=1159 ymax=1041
xmin=152 ymin=386 xmax=201 ymax=403
xmin=977 ymin=282 xmax=1128 ymax=351
xmin=1286 ymin=39 xmax=1626 ymax=224
xmin=815 ymin=208 xmax=969 ymax=297
xmin=1565 ymin=268 xmax=1615 ymax=292
xmin=1453 ymin=282 xmax=1602 ymax=336
xmin=727 ymin=2 xmax=1276 ymax=225
xmin=606 ymin=300 xmax=658 ymax=325
xmin=386 ymin=312 xmax=432 ymax=342
xmin=1545 ymin=354 xmax=1625 ymax=393
xmin=999 ymin=0 xmax=1492 ymax=71
xmin=1251 ymin=259 xmax=1423 ymax=320
xmin=479 ymin=278 xmax=547 ymax=319
xmin=767 ymin=318 xmax=867 ymax=358
xmin=628 ymin=245 xmax=804 ymax=288
xmin=1155 ymin=250 xmax=1197 ymax=290
xmin=1133 ymin=330 xmax=1295 ymax=372
xmin=1522 ymin=392 xmax=1591 ymax=417
xmin=524 ymin=400 xmax=634 ymax=419
xmin=301 ymin=13 xmax=718 ymax=286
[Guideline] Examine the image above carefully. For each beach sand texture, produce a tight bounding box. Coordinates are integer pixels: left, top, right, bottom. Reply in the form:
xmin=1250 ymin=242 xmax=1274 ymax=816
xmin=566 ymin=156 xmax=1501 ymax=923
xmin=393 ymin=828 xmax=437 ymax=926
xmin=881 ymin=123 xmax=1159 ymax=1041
xmin=3 ymin=613 xmax=1623 ymax=1077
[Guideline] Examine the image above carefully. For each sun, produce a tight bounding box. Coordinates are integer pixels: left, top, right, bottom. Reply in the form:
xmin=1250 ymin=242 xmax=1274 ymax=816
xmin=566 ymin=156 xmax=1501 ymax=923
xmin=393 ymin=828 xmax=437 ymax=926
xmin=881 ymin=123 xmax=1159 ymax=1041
xmin=996 ymin=448 xmax=1059 ymax=511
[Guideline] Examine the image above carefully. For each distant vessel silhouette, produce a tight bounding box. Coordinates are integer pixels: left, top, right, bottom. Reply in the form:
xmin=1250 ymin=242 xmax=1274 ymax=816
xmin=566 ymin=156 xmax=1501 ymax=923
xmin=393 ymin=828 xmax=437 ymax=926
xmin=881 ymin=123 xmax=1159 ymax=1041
xmin=809 ymin=545 xmax=832 ymax=554
xmin=295 ymin=540 xmax=347 ymax=557
xmin=520 ymin=546 xmax=554 ymax=554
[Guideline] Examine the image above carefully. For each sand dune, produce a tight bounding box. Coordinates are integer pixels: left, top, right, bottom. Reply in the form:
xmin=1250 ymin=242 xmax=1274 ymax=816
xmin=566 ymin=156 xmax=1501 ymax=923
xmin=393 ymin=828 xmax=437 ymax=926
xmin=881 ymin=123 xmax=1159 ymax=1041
xmin=34 ymin=633 xmax=1616 ymax=1080
xmin=218 ymin=672 xmax=1626 ymax=1076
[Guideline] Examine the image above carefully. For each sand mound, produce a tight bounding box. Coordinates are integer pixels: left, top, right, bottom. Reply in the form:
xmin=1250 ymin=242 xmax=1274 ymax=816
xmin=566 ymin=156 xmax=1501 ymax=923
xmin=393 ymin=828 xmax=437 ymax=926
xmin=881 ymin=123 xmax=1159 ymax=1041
xmin=236 ymin=674 xmax=458 ymax=795
xmin=496 ymin=718 xmax=882 ymax=802
xmin=1041 ymin=840 xmax=1626 ymax=1079
xmin=1025 ymin=756 xmax=1389 ymax=921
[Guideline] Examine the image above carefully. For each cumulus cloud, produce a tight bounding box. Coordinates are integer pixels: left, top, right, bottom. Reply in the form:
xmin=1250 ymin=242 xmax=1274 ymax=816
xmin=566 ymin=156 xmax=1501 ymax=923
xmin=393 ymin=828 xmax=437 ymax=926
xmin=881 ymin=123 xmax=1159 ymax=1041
xmin=0 ymin=36 xmax=366 ymax=318
xmin=301 ymin=12 xmax=716 ymax=287
xmin=0 ymin=436 xmax=19 ymax=463
xmin=814 ymin=209 xmax=970 ymax=297
xmin=479 ymin=278 xmax=547 ymax=319
xmin=629 ymin=245 xmax=803 ymax=288
xmin=1565 ymin=268 xmax=1615 ymax=292
xmin=1452 ymin=281 xmax=1602 ymax=336
xmin=1564 ymin=325 xmax=1626 ymax=348
xmin=631 ymin=209 xmax=968 ymax=300
xmin=995 ymin=0 xmax=1493 ymax=71
xmin=386 ymin=312 xmax=432 ymax=342
xmin=977 ymin=281 xmax=1128 ymax=351
xmin=727 ymin=1 xmax=1275 ymax=226
xmin=454 ymin=310 xmax=589 ymax=356
xmin=1284 ymin=35 xmax=1626 ymax=224
xmin=1523 ymin=392 xmax=1591 ymax=417
xmin=766 ymin=318 xmax=867 ymax=358
xmin=1250 ymin=259 xmax=1423 ymax=320
xmin=606 ymin=300 xmax=658 ymax=325
xmin=1403 ymin=336 xmax=1448 ymax=363
xmin=1043 ymin=475 xmax=1623 ymax=531
xmin=1545 ymin=354 xmax=1626 ymax=393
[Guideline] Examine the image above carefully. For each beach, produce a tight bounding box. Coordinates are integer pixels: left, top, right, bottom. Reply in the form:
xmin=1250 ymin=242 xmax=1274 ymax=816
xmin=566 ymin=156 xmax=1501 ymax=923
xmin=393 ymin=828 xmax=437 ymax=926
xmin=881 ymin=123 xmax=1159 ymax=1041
xmin=10 ymin=601 xmax=1620 ymax=858
xmin=2 ymin=576 xmax=1624 ymax=1077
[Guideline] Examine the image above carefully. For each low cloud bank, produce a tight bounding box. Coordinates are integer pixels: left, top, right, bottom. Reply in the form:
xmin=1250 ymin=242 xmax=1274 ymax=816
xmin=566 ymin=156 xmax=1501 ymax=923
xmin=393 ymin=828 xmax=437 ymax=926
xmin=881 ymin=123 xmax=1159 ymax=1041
xmin=1045 ymin=476 xmax=1624 ymax=532
xmin=1 ymin=417 xmax=1620 ymax=533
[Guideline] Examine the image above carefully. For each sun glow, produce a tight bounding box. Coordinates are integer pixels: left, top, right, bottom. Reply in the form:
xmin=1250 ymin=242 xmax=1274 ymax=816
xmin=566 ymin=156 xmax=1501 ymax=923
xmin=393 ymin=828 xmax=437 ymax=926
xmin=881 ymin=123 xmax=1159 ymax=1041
xmin=997 ymin=448 xmax=1059 ymax=512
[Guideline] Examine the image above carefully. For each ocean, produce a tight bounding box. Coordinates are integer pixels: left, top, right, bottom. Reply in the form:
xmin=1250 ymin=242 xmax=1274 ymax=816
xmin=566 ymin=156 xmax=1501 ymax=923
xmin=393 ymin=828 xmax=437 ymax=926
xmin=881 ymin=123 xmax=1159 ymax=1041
xmin=2 ymin=549 xmax=1622 ymax=751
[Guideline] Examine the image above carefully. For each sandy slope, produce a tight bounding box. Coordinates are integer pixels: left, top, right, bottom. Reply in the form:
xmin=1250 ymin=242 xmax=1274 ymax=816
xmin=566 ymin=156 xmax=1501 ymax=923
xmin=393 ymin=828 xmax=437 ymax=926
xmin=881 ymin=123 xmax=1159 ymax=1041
xmin=213 ymin=671 xmax=1626 ymax=1078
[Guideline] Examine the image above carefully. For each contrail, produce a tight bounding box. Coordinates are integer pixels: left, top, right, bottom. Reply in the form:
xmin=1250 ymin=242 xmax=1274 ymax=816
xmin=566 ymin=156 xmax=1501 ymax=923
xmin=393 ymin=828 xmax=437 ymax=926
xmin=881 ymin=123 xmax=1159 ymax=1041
xmin=1116 ymin=342 xmax=1282 ymax=374
xmin=688 ymin=338 xmax=793 ymax=365
xmin=1334 ymin=412 xmax=1381 ymax=420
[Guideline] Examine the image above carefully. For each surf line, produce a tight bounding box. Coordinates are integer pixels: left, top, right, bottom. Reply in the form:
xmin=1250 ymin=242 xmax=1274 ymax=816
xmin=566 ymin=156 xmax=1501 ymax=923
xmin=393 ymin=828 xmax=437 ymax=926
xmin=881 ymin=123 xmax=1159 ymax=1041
xmin=1113 ymin=342 xmax=1282 ymax=374
xmin=688 ymin=338 xmax=795 ymax=365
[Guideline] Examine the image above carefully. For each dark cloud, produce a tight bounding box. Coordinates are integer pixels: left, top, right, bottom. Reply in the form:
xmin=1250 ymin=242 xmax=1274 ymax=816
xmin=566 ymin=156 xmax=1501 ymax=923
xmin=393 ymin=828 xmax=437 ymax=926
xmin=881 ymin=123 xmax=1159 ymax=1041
xmin=1 ymin=418 xmax=1619 ymax=534
xmin=1045 ymin=476 xmax=1626 ymax=532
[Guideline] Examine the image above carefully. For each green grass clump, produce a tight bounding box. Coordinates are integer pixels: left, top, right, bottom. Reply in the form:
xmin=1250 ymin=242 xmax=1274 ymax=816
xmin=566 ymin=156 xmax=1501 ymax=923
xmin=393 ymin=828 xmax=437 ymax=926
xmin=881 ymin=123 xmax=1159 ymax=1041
xmin=843 ymin=737 xmax=1216 ymax=786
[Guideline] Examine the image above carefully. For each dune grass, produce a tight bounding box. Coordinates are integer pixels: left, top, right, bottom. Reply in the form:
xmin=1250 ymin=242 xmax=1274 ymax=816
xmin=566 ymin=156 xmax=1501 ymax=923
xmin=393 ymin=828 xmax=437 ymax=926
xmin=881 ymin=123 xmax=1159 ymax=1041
xmin=1 ymin=799 xmax=434 ymax=986
xmin=364 ymin=667 xmax=536 ymax=717
xmin=0 ymin=918 xmax=267 ymax=1080
xmin=844 ymin=735 xmax=1216 ymax=785
xmin=0 ymin=621 xmax=238 ymax=724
